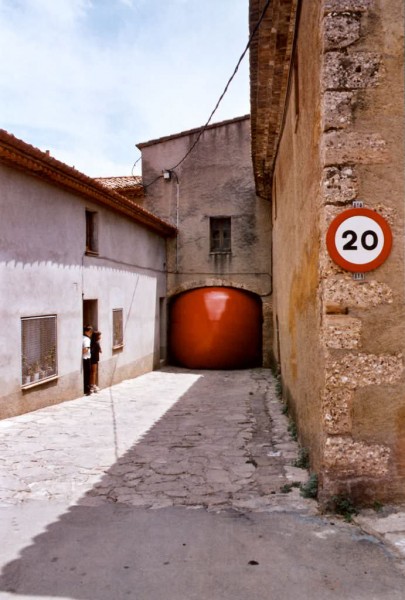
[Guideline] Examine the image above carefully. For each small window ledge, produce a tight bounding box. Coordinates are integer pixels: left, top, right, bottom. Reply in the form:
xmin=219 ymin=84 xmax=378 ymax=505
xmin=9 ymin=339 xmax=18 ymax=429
xmin=85 ymin=249 xmax=99 ymax=257
xmin=22 ymin=375 xmax=59 ymax=390
xmin=113 ymin=344 xmax=124 ymax=352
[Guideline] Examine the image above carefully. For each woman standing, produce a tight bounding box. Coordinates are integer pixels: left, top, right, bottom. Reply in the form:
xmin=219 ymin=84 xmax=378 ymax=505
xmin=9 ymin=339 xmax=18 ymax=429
xmin=82 ymin=325 xmax=93 ymax=395
xmin=90 ymin=330 xmax=102 ymax=393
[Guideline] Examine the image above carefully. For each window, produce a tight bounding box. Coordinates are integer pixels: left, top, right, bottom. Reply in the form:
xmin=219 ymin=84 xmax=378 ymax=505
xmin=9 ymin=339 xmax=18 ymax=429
xmin=210 ymin=217 xmax=231 ymax=253
xmin=21 ymin=315 xmax=57 ymax=386
xmin=113 ymin=308 xmax=124 ymax=349
xmin=86 ymin=210 xmax=98 ymax=254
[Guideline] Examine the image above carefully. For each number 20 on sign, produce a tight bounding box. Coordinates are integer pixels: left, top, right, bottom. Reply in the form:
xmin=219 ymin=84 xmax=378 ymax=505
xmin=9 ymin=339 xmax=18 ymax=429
xmin=326 ymin=207 xmax=392 ymax=273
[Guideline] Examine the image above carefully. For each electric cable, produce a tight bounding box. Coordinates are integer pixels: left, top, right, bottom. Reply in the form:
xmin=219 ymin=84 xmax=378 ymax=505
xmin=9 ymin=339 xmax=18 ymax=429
xmin=131 ymin=154 xmax=142 ymax=177
xmin=143 ymin=0 xmax=272 ymax=189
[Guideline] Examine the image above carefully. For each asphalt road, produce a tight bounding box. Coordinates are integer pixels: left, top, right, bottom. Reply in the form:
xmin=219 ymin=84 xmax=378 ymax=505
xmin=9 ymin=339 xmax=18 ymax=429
xmin=1 ymin=503 xmax=404 ymax=600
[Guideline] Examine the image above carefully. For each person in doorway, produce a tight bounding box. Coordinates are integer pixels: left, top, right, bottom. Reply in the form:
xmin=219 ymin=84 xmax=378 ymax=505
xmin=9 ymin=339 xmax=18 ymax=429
xmin=90 ymin=330 xmax=102 ymax=393
xmin=82 ymin=325 xmax=93 ymax=395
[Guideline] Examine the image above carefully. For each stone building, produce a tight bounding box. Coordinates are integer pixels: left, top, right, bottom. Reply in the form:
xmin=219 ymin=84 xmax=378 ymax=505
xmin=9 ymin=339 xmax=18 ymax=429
xmin=0 ymin=130 xmax=175 ymax=420
xmin=249 ymin=0 xmax=405 ymax=504
xmin=136 ymin=116 xmax=272 ymax=367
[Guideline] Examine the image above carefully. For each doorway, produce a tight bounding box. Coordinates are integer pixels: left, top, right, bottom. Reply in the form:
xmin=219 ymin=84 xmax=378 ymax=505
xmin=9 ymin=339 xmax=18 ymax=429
xmin=83 ymin=299 xmax=98 ymax=331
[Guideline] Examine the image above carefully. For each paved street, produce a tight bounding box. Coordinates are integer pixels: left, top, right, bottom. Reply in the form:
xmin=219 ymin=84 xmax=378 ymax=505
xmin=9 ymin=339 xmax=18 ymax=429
xmin=0 ymin=369 xmax=310 ymax=511
xmin=1 ymin=368 xmax=405 ymax=599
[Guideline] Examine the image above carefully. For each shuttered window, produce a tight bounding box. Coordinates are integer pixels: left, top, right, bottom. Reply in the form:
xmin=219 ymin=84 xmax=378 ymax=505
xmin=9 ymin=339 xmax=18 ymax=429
xmin=113 ymin=308 xmax=124 ymax=349
xmin=86 ymin=210 xmax=98 ymax=254
xmin=21 ymin=316 xmax=57 ymax=386
xmin=210 ymin=217 xmax=231 ymax=253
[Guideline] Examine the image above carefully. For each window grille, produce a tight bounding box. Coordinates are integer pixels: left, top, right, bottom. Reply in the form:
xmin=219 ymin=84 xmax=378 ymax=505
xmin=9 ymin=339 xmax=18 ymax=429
xmin=21 ymin=315 xmax=57 ymax=385
xmin=113 ymin=309 xmax=124 ymax=349
xmin=86 ymin=210 xmax=98 ymax=254
xmin=210 ymin=217 xmax=231 ymax=253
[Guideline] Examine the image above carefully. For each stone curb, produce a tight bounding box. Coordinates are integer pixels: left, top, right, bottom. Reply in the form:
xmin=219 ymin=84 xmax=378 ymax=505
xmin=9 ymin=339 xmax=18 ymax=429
xmin=354 ymin=508 xmax=405 ymax=560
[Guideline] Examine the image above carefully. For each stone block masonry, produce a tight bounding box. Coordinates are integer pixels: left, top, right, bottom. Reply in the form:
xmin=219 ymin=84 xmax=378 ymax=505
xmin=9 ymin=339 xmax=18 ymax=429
xmin=319 ymin=0 xmax=404 ymax=502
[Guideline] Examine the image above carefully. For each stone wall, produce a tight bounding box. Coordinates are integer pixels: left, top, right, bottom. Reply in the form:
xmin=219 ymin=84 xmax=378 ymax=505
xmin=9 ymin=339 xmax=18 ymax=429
xmin=250 ymin=0 xmax=405 ymax=504
xmin=319 ymin=0 xmax=405 ymax=503
xmin=138 ymin=117 xmax=273 ymax=366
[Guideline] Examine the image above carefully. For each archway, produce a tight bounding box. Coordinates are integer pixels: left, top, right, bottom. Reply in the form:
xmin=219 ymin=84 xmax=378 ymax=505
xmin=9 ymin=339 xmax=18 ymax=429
xmin=169 ymin=287 xmax=262 ymax=369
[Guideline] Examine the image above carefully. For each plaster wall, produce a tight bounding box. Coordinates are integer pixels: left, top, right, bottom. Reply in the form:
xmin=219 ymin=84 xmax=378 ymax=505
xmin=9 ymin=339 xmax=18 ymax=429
xmin=271 ymin=1 xmax=324 ymax=464
xmin=0 ymin=165 xmax=167 ymax=419
xmin=140 ymin=118 xmax=272 ymax=365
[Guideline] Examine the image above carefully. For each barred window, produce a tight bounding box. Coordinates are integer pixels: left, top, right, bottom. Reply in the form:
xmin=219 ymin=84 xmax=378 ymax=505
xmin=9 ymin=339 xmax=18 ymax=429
xmin=210 ymin=217 xmax=231 ymax=253
xmin=113 ymin=308 xmax=124 ymax=349
xmin=21 ymin=316 xmax=57 ymax=386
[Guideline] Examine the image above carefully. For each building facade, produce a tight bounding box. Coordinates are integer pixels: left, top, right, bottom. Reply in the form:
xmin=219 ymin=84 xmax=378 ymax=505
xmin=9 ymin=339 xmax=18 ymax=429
xmin=249 ymin=0 xmax=405 ymax=504
xmin=0 ymin=131 xmax=175 ymax=420
xmin=136 ymin=116 xmax=272 ymax=367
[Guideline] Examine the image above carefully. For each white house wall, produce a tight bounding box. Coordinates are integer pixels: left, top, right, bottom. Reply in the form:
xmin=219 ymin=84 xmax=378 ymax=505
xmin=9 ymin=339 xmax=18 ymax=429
xmin=0 ymin=164 xmax=167 ymax=419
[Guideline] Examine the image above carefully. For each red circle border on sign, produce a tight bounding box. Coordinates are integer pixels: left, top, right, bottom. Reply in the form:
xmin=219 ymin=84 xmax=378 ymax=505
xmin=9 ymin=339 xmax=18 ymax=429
xmin=326 ymin=208 xmax=393 ymax=273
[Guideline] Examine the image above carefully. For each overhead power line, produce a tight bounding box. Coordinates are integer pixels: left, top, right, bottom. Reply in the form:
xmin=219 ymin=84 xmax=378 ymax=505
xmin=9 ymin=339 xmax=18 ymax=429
xmin=144 ymin=0 xmax=272 ymax=189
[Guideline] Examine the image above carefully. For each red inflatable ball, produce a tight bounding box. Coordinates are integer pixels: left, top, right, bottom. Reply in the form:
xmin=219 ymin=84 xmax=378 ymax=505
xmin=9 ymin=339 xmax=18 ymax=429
xmin=169 ymin=287 xmax=262 ymax=369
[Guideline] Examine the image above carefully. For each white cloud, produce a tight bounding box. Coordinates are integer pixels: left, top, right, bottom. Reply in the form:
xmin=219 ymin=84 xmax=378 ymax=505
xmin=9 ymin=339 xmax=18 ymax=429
xmin=0 ymin=0 xmax=250 ymax=177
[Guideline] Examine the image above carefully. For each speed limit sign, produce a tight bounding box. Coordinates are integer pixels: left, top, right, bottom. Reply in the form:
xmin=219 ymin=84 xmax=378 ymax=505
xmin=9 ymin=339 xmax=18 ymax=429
xmin=326 ymin=207 xmax=392 ymax=272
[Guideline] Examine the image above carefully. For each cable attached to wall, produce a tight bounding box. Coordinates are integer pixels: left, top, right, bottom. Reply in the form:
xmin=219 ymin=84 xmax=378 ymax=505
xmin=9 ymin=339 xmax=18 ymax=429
xmin=143 ymin=0 xmax=272 ymax=190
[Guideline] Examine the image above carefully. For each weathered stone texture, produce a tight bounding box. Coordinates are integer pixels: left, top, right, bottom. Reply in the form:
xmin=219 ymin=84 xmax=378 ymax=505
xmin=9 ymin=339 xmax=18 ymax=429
xmin=168 ymin=278 xmax=265 ymax=299
xmin=323 ymin=388 xmax=353 ymax=434
xmin=320 ymin=253 xmax=347 ymax=278
xmin=323 ymin=315 xmax=362 ymax=349
xmin=323 ymin=92 xmax=355 ymax=130
xmin=373 ymin=204 xmax=397 ymax=227
xmin=323 ymin=277 xmax=393 ymax=307
xmin=254 ymin=0 xmax=404 ymax=504
xmin=323 ymin=52 xmax=382 ymax=90
xmin=326 ymin=352 xmax=403 ymax=389
xmin=324 ymin=14 xmax=361 ymax=50
xmin=323 ymin=132 xmax=388 ymax=165
xmin=323 ymin=436 xmax=390 ymax=477
xmin=322 ymin=166 xmax=358 ymax=204
xmin=324 ymin=0 xmax=374 ymax=12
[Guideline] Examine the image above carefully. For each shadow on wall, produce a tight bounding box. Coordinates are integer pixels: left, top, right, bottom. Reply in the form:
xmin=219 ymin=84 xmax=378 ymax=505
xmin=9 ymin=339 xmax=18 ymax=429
xmin=168 ymin=287 xmax=263 ymax=369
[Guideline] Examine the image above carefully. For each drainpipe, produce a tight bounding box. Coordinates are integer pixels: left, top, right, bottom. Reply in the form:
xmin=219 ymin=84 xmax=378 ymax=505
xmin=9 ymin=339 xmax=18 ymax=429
xmin=163 ymin=168 xmax=180 ymax=273
xmin=176 ymin=176 xmax=180 ymax=273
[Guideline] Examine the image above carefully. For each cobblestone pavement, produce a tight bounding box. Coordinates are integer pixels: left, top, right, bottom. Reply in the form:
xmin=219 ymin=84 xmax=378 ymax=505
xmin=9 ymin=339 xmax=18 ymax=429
xmin=0 ymin=368 xmax=313 ymax=513
xmin=2 ymin=368 xmax=405 ymax=599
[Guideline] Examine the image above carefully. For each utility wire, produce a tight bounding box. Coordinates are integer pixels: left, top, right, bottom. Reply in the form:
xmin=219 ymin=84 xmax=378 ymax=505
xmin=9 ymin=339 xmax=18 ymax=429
xmin=131 ymin=154 xmax=142 ymax=177
xmin=143 ymin=0 xmax=272 ymax=189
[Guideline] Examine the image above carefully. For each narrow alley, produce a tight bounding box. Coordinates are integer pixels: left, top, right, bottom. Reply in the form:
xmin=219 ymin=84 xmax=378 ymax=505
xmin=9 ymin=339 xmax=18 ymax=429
xmin=0 ymin=369 xmax=404 ymax=599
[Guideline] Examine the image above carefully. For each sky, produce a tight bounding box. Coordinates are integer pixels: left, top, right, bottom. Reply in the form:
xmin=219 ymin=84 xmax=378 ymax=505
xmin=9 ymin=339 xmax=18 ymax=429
xmin=0 ymin=0 xmax=250 ymax=177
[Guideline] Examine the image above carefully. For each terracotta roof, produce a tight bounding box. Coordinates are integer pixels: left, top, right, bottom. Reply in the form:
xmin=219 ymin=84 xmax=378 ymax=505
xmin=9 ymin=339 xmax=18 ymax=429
xmin=95 ymin=175 xmax=144 ymax=200
xmin=95 ymin=175 xmax=142 ymax=190
xmin=0 ymin=130 xmax=176 ymax=237
xmin=137 ymin=114 xmax=250 ymax=149
xmin=249 ymin=0 xmax=299 ymax=199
